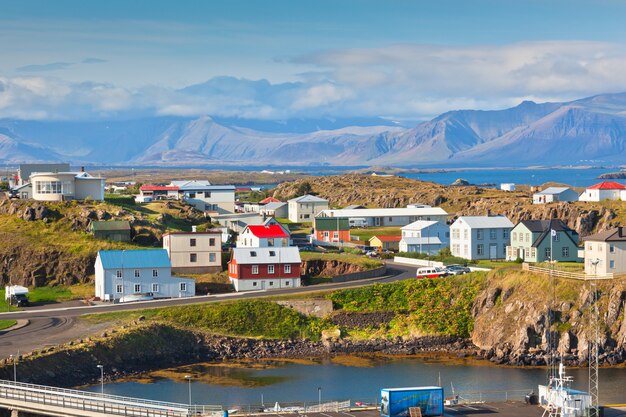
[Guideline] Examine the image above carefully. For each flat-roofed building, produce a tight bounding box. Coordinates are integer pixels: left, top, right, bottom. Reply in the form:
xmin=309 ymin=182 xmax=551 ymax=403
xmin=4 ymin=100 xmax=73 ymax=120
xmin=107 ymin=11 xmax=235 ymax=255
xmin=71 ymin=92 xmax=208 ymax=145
xmin=318 ymin=207 xmax=448 ymax=227
xmin=163 ymin=231 xmax=222 ymax=273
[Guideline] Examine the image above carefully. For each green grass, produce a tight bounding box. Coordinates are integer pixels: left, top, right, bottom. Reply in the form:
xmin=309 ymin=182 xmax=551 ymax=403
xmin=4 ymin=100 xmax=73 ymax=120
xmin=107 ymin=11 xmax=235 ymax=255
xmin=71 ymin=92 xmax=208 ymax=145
xmin=299 ymin=252 xmax=384 ymax=270
xmin=0 ymin=320 xmax=17 ymax=330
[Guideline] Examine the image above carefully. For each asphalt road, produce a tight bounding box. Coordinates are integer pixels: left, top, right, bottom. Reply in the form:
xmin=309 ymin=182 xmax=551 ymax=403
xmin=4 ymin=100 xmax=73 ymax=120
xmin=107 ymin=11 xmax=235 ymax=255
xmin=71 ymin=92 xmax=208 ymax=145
xmin=0 ymin=261 xmax=417 ymax=359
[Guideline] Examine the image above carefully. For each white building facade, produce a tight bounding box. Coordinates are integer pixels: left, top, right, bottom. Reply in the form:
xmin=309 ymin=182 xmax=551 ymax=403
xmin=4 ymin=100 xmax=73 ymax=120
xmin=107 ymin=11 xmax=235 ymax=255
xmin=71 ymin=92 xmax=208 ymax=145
xmin=163 ymin=231 xmax=222 ymax=273
xmin=95 ymin=250 xmax=195 ymax=302
xmin=288 ymin=195 xmax=329 ymax=222
xmin=578 ymin=182 xmax=626 ymax=202
xmin=399 ymin=220 xmax=450 ymax=255
xmin=173 ymin=181 xmax=236 ymax=213
xmin=30 ymin=171 xmax=104 ymax=201
xmin=450 ymin=216 xmax=514 ymax=260
xmin=318 ymin=207 xmax=448 ymax=227
xmin=533 ymin=187 xmax=579 ymax=204
xmin=583 ymin=227 xmax=626 ymax=276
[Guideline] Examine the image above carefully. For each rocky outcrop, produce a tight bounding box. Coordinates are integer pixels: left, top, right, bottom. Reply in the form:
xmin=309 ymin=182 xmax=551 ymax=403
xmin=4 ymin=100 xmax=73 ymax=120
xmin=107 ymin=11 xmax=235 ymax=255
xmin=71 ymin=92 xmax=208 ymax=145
xmin=301 ymin=259 xmax=366 ymax=277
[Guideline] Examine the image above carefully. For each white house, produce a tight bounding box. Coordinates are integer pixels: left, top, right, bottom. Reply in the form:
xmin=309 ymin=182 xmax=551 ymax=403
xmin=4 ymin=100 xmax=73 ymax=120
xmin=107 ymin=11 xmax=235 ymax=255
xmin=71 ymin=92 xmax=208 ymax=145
xmin=288 ymin=195 xmax=329 ymax=222
xmin=450 ymin=216 xmax=514 ymax=260
xmin=259 ymin=202 xmax=288 ymax=218
xmin=399 ymin=220 xmax=450 ymax=255
xmin=500 ymin=183 xmax=516 ymax=191
xmin=237 ymin=223 xmax=290 ymax=248
xmin=17 ymin=163 xmax=70 ymax=186
xmin=173 ymin=181 xmax=236 ymax=213
xmin=583 ymin=226 xmax=626 ymax=276
xmin=228 ymin=246 xmax=301 ymax=292
xmin=30 ymin=171 xmax=105 ymax=201
xmin=578 ymin=182 xmax=626 ymax=202
xmin=533 ymin=187 xmax=579 ymax=204
xmin=318 ymin=207 xmax=448 ymax=227
xmin=94 ymin=250 xmax=195 ymax=302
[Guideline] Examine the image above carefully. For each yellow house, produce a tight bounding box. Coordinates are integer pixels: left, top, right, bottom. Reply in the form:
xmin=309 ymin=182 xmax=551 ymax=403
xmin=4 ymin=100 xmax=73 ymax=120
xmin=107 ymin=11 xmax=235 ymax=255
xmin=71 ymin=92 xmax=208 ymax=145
xmin=369 ymin=235 xmax=401 ymax=252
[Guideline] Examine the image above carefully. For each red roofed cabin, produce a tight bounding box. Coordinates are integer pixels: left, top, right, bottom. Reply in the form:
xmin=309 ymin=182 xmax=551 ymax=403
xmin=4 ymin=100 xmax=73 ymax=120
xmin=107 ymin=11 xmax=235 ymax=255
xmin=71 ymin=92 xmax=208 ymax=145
xmin=579 ymin=181 xmax=626 ymax=202
xmin=139 ymin=184 xmax=179 ymax=201
xmin=237 ymin=223 xmax=291 ymax=248
xmin=228 ymin=247 xmax=301 ymax=291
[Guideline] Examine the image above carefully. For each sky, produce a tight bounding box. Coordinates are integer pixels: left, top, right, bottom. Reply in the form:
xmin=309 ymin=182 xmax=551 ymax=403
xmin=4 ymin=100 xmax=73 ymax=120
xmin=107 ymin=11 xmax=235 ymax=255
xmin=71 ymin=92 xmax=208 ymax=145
xmin=2 ymin=0 xmax=626 ymax=121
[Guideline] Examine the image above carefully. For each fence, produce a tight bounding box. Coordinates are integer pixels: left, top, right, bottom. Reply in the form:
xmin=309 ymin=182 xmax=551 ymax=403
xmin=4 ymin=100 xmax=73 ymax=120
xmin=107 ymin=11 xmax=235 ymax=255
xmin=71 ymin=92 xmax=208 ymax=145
xmin=522 ymin=263 xmax=619 ymax=281
xmin=393 ymin=256 xmax=444 ymax=268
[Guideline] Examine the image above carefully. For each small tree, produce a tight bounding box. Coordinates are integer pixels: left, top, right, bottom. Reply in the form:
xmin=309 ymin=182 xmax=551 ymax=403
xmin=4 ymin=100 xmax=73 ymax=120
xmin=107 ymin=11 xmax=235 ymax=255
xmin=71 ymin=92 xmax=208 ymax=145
xmin=295 ymin=181 xmax=312 ymax=196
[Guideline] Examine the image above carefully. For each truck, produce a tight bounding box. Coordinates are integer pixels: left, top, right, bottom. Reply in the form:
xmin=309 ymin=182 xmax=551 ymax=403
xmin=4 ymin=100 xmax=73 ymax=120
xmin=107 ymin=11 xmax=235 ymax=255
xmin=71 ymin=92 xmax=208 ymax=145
xmin=381 ymin=386 xmax=444 ymax=417
xmin=5 ymin=285 xmax=30 ymax=307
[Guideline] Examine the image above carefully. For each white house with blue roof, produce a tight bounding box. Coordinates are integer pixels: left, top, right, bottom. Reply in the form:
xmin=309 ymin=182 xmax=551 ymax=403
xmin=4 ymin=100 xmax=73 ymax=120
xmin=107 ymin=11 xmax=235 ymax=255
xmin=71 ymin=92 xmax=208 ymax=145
xmin=171 ymin=180 xmax=236 ymax=214
xmin=95 ymin=249 xmax=195 ymax=302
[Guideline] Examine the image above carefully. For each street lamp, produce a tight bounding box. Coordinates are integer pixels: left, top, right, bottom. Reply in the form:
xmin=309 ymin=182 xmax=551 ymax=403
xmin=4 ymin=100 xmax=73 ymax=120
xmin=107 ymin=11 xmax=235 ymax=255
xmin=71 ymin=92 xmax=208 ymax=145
xmin=96 ymin=364 xmax=104 ymax=395
xmin=185 ymin=375 xmax=192 ymax=408
xmin=9 ymin=354 xmax=16 ymax=382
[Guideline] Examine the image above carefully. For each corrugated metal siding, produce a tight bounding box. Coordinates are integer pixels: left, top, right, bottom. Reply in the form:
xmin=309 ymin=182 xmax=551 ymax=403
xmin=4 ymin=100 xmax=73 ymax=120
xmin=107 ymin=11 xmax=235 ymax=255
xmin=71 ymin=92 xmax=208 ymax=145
xmin=98 ymin=249 xmax=171 ymax=269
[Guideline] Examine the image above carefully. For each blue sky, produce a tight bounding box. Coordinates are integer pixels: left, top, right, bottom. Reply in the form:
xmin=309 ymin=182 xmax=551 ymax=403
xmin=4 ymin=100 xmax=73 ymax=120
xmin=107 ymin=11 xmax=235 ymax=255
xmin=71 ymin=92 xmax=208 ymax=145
xmin=2 ymin=0 xmax=626 ymax=121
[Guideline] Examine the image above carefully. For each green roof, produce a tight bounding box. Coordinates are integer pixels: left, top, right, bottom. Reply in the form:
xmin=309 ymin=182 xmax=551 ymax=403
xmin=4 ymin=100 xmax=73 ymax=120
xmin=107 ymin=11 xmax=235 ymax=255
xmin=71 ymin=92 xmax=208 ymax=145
xmin=314 ymin=217 xmax=350 ymax=231
xmin=90 ymin=220 xmax=131 ymax=231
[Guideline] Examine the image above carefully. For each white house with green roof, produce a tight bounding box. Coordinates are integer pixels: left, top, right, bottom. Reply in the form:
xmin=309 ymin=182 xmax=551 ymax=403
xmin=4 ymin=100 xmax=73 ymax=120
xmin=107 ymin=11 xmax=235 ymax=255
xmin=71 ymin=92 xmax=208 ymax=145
xmin=506 ymin=219 xmax=579 ymax=262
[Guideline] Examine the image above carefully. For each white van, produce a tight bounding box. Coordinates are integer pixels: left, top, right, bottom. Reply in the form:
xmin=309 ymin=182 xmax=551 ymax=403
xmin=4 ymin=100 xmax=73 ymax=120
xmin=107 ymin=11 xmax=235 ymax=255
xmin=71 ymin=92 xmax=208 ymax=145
xmin=416 ymin=267 xmax=448 ymax=279
xmin=349 ymin=218 xmax=368 ymax=228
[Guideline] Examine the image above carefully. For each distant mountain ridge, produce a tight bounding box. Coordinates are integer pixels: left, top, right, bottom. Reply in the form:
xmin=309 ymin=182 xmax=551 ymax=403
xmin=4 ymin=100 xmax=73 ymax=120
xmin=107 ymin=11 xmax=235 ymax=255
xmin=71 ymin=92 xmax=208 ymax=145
xmin=2 ymin=92 xmax=626 ymax=166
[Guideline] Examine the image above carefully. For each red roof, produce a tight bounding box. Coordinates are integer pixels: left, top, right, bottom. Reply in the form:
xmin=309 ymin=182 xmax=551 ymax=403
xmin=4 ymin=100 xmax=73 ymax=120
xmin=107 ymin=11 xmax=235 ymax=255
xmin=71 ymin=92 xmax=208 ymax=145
xmin=372 ymin=235 xmax=402 ymax=242
xmin=140 ymin=184 xmax=179 ymax=191
xmin=587 ymin=181 xmax=626 ymax=190
xmin=260 ymin=196 xmax=281 ymax=204
xmin=246 ymin=224 xmax=289 ymax=238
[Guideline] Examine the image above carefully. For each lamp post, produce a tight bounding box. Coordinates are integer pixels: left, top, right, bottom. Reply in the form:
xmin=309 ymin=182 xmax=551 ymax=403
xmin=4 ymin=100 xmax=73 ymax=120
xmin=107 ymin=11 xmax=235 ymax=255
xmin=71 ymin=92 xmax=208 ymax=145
xmin=9 ymin=354 xmax=16 ymax=382
xmin=185 ymin=375 xmax=192 ymax=409
xmin=96 ymin=364 xmax=104 ymax=395
xmin=318 ymin=386 xmax=321 ymax=408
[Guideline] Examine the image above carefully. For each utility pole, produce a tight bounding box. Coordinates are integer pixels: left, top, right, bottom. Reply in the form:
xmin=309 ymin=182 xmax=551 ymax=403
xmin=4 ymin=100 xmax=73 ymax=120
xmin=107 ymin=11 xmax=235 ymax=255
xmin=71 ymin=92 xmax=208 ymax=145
xmin=588 ymin=259 xmax=600 ymax=417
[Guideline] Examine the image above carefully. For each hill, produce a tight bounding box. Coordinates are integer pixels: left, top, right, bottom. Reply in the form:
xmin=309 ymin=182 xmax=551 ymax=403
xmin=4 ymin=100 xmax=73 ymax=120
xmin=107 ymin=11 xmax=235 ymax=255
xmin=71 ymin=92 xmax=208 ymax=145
xmin=3 ymin=92 xmax=626 ymax=166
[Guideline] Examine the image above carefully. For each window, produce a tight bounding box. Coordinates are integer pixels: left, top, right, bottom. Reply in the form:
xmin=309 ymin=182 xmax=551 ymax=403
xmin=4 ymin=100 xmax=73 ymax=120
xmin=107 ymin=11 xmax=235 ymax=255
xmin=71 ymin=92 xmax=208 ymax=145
xmin=477 ymin=229 xmax=483 ymax=240
xmin=188 ymin=192 xmax=196 ymax=198
xmin=209 ymin=253 xmax=216 ymax=262
xmin=116 ymin=270 xmax=122 ymax=278
xmin=204 ymin=191 xmax=211 ymax=198
xmin=252 ymin=265 xmax=259 ymax=274
xmin=190 ymin=238 xmax=196 ymax=247
xmin=445 ymin=231 xmax=450 ymax=238
xmin=268 ymin=265 xmax=275 ymax=274
xmin=553 ymin=232 xmax=560 ymax=242
xmin=562 ymin=247 xmax=569 ymax=257
xmin=190 ymin=253 xmax=197 ymax=263
xmin=477 ymin=244 xmax=484 ymax=255
xmin=134 ymin=269 xmax=140 ymax=278
xmin=610 ymin=244 xmax=615 ymax=253
xmin=464 ymin=245 xmax=468 ymax=256
xmin=209 ymin=238 xmax=215 ymax=246
xmin=526 ymin=233 xmax=530 ymax=243
xmin=531 ymin=248 xmax=536 ymax=258
xmin=303 ymin=214 xmax=310 ymax=219
xmin=269 ymin=251 xmax=276 ymax=257
xmin=268 ymin=238 xmax=275 ymax=247
xmin=284 ymin=264 xmax=291 ymax=274
xmin=252 ymin=282 xmax=257 ymax=287
xmin=452 ymin=229 xmax=459 ymax=239
xmin=610 ymin=260 xmax=615 ymax=269
xmin=180 ymin=283 xmax=187 ymax=292
xmin=333 ymin=231 xmax=338 ymax=239
xmin=285 ymin=281 xmax=290 ymax=286
xmin=503 ymin=230 xmax=509 ymax=239
xmin=464 ymin=229 xmax=468 ymax=240
xmin=490 ymin=229 xmax=497 ymax=240
xmin=269 ymin=281 xmax=274 ymax=286
xmin=250 ymin=251 xmax=257 ymax=257
xmin=134 ymin=284 xmax=141 ymax=293
xmin=152 ymin=283 xmax=159 ymax=292
xmin=545 ymin=247 xmax=551 ymax=259
xmin=116 ymin=284 xmax=123 ymax=293
xmin=389 ymin=217 xmax=393 ymax=222
xmin=512 ymin=232 xmax=517 ymax=241
xmin=588 ymin=244 xmax=593 ymax=251
xmin=152 ymin=269 xmax=158 ymax=277
xmin=503 ymin=244 xmax=507 ymax=255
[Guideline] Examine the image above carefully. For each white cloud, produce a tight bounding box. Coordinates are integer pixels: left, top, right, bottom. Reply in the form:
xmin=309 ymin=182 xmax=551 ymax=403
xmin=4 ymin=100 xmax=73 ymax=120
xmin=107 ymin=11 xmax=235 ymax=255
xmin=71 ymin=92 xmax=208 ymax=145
xmin=4 ymin=40 xmax=626 ymax=121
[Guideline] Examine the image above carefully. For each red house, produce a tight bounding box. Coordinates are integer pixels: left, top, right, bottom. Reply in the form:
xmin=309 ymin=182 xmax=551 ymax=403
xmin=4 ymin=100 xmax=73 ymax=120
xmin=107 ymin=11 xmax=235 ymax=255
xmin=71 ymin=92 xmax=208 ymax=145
xmin=228 ymin=247 xmax=301 ymax=291
xmin=313 ymin=217 xmax=350 ymax=243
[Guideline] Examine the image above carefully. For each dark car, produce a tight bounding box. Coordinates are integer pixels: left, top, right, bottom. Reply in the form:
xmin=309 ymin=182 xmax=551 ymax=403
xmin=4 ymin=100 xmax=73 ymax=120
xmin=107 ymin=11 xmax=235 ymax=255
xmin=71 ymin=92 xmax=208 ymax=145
xmin=444 ymin=264 xmax=471 ymax=275
xmin=10 ymin=294 xmax=30 ymax=307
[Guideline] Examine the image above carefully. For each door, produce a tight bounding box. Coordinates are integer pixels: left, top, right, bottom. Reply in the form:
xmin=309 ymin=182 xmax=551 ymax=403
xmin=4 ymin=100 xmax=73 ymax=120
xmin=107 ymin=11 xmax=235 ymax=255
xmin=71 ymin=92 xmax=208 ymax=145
xmin=375 ymin=217 xmax=382 ymax=226
xmin=323 ymin=231 xmax=330 ymax=242
xmin=490 ymin=244 xmax=497 ymax=259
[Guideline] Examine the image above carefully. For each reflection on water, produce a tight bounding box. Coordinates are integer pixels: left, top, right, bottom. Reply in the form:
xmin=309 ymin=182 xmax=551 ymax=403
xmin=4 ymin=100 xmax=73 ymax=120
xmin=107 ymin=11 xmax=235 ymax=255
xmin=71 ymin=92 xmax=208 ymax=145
xmin=84 ymin=356 xmax=626 ymax=406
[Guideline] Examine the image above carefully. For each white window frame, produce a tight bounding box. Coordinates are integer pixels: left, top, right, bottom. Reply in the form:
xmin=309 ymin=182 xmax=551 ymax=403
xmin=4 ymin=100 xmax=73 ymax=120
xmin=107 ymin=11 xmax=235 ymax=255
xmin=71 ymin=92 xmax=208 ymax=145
xmin=116 ymin=284 xmax=123 ymax=294
xmin=152 ymin=283 xmax=159 ymax=293
xmin=152 ymin=269 xmax=158 ymax=277
xmin=477 ymin=244 xmax=484 ymax=256
xmin=133 ymin=283 xmax=141 ymax=293
xmin=116 ymin=270 xmax=122 ymax=278
xmin=284 ymin=264 xmax=291 ymax=274
xmin=268 ymin=265 xmax=275 ymax=274
xmin=252 ymin=265 xmax=259 ymax=274
xmin=180 ymin=282 xmax=187 ymax=292
xmin=134 ymin=269 xmax=140 ymax=278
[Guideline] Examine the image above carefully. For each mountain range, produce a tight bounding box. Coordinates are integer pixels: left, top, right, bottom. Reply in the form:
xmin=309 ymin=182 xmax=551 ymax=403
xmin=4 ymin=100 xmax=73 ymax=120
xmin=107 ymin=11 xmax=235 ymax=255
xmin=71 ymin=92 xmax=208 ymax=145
xmin=2 ymin=92 xmax=626 ymax=167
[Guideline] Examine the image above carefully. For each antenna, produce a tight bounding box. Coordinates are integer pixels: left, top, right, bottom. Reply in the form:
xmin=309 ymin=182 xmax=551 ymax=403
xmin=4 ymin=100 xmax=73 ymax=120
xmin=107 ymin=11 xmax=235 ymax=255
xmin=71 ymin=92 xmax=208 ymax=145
xmin=588 ymin=258 xmax=601 ymax=417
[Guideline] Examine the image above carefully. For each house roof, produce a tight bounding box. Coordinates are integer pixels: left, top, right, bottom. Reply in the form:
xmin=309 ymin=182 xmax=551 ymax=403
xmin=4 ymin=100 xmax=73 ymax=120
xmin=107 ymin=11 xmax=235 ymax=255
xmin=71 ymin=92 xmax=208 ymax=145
xmin=288 ymin=194 xmax=328 ymax=203
xmin=232 ymin=247 xmax=301 ymax=264
xmin=259 ymin=196 xmax=281 ymax=204
xmin=535 ymin=187 xmax=572 ymax=195
xmin=518 ymin=219 xmax=574 ymax=233
xmin=320 ymin=207 xmax=448 ymax=218
xmin=401 ymin=237 xmax=443 ymax=245
xmin=245 ymin=224 xmax=289 ymax=238
xmin=179 ymin=183 xmax=235 ymax=191
xmin=401 ymin=220 xmax=441 ymax=231
xmin=452 ymin=216 xmax=514 ymax=229
xmin=344 ymin=204 xmax=366 ymax=209
xmin=371 ymin=235 xmax=402 ymax=242
xmin=314 ymin=217 xmax=350 ymax=231
xmin=140 ymin=184 xmax=179 ymax=191
xmin=97 ymin=249 xmax=171 ymax=269
xmin=587 ymin=181 xmax=626 ymax=190
xmin=170 ymin=180 xmax=211 ymax=187
xmin=262 ymin=202 xmax=287 ymax=210
xmin=90 ymin=220 xmax=131 ymax=231
xmin=584 ymin=227 xmax=626 ymax=242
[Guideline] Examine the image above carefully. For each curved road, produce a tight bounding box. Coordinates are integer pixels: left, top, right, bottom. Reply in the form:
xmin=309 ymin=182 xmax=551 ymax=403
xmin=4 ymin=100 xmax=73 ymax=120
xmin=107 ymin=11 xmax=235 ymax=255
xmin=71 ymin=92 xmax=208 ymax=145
xmin=0 ymin=261 xmax=416 ymax=359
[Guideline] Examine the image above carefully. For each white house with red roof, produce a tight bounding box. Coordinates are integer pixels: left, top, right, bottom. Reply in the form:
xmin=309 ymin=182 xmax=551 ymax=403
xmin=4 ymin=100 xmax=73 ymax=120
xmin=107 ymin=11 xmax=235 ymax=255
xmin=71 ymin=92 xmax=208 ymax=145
xmin=579 ymin=181 xmax=626 ymax=202
xmin=139 ymin=184 xmax=179 ymax=201
xmin=237 ymin=223 xmax=291 ymax=248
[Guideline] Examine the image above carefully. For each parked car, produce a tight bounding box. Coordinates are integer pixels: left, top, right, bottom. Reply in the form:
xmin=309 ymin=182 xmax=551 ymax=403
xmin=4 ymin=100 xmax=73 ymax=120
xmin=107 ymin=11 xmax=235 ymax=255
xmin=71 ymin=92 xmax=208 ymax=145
xmin=365 ymin=250 xmax=379 ymax=257
xmin=445 ymin=264 xmax=471 ymax=275
xmin=416 ymin=267 xmax=448 ymax=279
xmin=298 ymin=244 xmax=314 ymax=252
xmin=358 ymin=245 xmax=376 ymax=254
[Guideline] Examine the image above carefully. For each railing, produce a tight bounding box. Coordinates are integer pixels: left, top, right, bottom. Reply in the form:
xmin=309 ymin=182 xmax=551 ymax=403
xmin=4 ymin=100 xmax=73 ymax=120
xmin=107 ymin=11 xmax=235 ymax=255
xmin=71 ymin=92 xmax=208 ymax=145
xmin=523 ymin=264 xmax=619 ymax=281
xmin=0 ymin=379 xmax=222 ymax=417
xmin=450 ymin=389 xmax=533 ymax=404
xmin=221 ymin=400 xmax=352 ymax=415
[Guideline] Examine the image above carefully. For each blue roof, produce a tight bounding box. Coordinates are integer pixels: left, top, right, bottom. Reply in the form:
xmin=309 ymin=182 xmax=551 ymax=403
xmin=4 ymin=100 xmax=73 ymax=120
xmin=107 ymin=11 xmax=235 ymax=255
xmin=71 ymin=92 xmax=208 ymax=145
xmin=98 ymin=249 xmax=171 ymax=269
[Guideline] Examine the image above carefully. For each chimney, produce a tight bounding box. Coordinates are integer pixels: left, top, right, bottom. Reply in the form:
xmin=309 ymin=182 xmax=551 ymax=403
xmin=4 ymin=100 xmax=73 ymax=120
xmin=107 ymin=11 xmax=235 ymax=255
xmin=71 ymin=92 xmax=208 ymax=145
xmin=486 ymin=209 xmax=491 ymax=217
xmin=619 ymin=226 xmax=625 ymax=238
